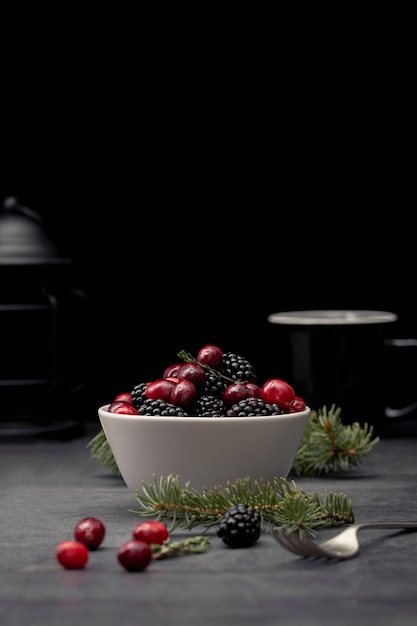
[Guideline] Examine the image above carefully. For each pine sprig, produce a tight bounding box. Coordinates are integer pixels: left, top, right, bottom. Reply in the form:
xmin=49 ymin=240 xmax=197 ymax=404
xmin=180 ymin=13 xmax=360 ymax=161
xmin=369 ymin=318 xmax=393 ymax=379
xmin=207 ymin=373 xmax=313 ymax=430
xmin=87 ymin=427 xmax=119 ymax=475
xmin=290 ymin=404 xmax=380 ymax=477
xmin=130 ymin=474 xmax=354 ymax=537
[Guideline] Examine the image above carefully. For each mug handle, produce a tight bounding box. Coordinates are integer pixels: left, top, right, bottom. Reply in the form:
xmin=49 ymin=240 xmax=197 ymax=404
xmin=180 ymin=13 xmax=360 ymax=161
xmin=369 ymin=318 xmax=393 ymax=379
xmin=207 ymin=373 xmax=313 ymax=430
xmin=384 ymin=338 xmax=417 ymax=418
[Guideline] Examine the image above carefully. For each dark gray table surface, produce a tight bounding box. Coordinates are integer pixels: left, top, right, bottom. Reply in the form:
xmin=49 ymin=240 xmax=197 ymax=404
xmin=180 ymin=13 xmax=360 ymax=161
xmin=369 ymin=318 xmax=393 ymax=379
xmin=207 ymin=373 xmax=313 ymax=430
xmin=1 ymin=424 xmax=417 ymax=626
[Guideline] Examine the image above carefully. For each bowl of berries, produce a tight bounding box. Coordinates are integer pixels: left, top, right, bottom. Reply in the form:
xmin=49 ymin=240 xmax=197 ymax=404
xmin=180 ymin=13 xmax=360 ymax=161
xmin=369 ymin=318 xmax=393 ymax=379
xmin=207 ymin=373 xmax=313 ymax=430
xmin=98 ymin=344 xmax=311 ymax=493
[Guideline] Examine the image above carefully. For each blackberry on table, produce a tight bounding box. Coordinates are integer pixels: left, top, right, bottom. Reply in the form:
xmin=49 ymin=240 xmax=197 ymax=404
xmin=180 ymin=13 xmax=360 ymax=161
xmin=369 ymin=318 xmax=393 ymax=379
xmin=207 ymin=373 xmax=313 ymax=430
xmin=217 ymin=503 xmax=261 ymax=548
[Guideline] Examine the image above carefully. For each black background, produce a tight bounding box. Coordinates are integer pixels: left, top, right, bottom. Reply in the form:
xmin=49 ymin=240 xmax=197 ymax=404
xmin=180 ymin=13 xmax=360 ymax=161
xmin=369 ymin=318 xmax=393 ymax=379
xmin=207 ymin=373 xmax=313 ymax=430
xmin=2 ymin=140 xmax=415 ymax=419
xmin=1 ymin=15 xmax=416 ymax=430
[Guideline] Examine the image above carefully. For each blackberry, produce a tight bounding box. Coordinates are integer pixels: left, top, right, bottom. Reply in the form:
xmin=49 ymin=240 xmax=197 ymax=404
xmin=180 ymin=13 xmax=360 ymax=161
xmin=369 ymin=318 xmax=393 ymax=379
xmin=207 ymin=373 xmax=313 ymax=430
xmin=221 ymin=352 xmax=257 ymax=384
xmin=131 ymin=382 xmax=148 ymax=410
xmin=137 ymin=398 xmax=190 ymax=417
xmin=196 ymin=395 xmax=226 ymax=417
xmin=217 ymin=503 xmax=261 ymax=548
xmin=226 ymin=397 xmax=284 ymax=417
xmin=202 ymin=371 xmax=228 ymax=397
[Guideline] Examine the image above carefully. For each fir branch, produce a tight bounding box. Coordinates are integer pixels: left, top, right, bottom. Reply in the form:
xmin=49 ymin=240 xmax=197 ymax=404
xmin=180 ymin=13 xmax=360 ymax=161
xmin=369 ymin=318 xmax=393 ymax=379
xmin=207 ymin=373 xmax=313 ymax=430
xmin=290 ymin=404 xmax=380 ymax=477
xmin=130 ymin=474 xmax=354 ymax=537
xmin=86 ymin=428 xmax=119 ymax=475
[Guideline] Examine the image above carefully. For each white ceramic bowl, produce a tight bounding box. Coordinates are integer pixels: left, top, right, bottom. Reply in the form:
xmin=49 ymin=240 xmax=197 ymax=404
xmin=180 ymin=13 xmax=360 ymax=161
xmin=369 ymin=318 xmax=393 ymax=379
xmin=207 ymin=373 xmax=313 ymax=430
xmin=98 ymin=405 xmax=311 ymax=492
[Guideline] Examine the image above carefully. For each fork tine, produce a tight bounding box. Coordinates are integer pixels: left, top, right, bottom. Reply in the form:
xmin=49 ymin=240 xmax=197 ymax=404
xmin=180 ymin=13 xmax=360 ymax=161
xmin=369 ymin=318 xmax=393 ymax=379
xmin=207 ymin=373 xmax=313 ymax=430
xmin=284 ymin=533 xmax=328 ymax=557
xmin=273 ymin=532 xmax=307 ymax=556
xmin=274 ymin=532 xmax=327 ymax=558
xmin=290 ymin=533 xmax=330 ymax=558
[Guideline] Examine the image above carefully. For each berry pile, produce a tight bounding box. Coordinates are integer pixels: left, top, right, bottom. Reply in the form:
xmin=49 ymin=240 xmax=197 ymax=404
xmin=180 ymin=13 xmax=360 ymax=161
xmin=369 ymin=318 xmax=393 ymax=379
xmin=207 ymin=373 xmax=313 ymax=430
xmin=106 ymin=344 xmax=306 ymax=418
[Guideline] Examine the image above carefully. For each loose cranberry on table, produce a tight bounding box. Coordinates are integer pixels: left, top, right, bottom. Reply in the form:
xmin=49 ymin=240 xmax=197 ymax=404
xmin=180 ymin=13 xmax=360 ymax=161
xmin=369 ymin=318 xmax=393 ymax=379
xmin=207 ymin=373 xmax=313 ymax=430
xmin=117 ymin=539 xmax=153 ymax=572
xmin=132 ymin=521 xmax=169 ymax=545
xmin=55 ymin=540 xmax=89 ymax=570
xmin=74 ymin=517 xmax=106 ymax=550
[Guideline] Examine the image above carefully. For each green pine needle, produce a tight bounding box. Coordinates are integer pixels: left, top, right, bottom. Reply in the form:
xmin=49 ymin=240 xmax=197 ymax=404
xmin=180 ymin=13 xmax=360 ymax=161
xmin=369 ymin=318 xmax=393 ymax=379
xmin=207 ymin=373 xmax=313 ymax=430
xmin=130 ymin=474 xmax=354 ymax=537
xmin=87 ymin=427 xmax=119 ymax=475
xmin=290 ymin=404 xmax=380 ymax=477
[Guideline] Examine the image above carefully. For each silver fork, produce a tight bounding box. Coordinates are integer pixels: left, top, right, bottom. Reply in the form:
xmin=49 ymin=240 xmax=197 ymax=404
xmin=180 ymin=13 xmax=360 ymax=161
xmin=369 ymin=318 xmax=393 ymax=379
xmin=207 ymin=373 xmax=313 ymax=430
xmin=272 ymin=522 xmax=417 ymax=559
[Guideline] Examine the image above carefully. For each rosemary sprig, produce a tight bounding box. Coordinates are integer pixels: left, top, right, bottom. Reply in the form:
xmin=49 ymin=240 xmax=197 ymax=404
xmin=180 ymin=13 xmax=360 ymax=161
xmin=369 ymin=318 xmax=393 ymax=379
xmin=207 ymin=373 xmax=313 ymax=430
xmin=290 ymin=404 xmax=380 ymax=477
xmin=130 ymin=474 xmax=354 ymax=537
xmin=177 ymin=350 xmax=243 ymax=384
xmin=151 ymin=536 xmax=210 ymax=559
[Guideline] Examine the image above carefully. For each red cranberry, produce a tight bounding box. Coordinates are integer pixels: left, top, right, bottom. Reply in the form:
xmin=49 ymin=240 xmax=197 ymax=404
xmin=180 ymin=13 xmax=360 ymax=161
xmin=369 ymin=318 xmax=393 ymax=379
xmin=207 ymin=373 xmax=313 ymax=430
xmin=132 ymin=521 xmax=169 ymax=545
xmin=55 ymin=540 xmax=89 ymax=569
xmin=74 ymin=517 xmax=106 ymax=550
xmin=117 ymin=539 xmax=153 ymax=572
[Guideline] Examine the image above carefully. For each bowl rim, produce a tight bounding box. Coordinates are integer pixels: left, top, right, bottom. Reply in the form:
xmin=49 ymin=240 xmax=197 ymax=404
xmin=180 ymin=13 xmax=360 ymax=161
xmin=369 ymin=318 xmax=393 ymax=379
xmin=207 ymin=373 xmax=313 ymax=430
xmin=98 ymin=404 xmax=311 ymax=424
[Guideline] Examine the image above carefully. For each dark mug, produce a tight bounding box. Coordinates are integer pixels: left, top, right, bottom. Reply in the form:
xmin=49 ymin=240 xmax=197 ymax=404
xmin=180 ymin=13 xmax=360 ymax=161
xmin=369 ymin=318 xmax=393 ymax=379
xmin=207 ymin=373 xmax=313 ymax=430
xmin=267 ymin=310 xmax=417 ymax=437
